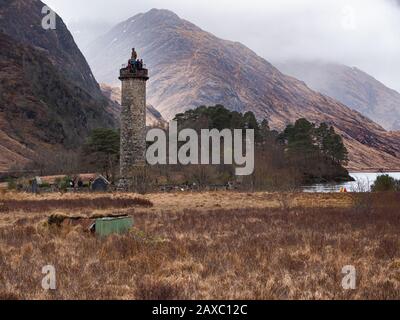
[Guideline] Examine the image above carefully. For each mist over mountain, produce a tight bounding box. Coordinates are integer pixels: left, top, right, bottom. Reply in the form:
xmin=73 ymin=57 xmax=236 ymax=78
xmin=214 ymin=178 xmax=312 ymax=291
xmin=0 ymin=0 xmax=118 ymax=171
xmin=85 ymin=8 xmax=400 ymax=170
xmin=47 ymin=0 xmax=400 ymax=94
xmin=278 ymin=61 xmax=400 ymax=131
xmin=68 ymin=20 xmax=114 ymax=49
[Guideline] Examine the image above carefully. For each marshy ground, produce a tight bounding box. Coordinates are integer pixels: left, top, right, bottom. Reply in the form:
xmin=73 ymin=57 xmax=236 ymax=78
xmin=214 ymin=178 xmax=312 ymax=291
xmin=0 ymin=191 xmax=399 ymax=299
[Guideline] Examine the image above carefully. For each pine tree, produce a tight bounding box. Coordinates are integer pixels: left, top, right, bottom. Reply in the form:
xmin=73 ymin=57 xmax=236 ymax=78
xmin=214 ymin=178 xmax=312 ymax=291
xmin=83 ymin=128 xmax=120 ymax=180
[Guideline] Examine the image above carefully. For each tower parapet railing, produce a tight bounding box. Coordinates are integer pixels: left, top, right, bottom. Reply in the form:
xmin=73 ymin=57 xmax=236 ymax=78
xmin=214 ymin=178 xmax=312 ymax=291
xmin=119 ymin=66 xmax=149 ymax=80
xmin=121 ymin=63 xmax=147 ymax=69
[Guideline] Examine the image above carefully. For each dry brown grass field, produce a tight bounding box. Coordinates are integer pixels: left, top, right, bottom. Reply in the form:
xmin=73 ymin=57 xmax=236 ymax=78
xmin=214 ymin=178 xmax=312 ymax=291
xmin=0 ymin=191 xmax=399 ymax=300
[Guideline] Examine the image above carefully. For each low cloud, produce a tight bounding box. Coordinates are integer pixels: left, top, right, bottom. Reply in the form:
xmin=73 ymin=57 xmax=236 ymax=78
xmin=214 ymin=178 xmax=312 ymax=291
xmin=46 ymin=0 xmax=400 ymax=91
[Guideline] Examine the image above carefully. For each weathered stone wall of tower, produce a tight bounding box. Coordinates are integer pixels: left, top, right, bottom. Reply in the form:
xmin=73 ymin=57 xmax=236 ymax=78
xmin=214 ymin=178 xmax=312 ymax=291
xmin=120 ymin=78 xmax=147 ymax=179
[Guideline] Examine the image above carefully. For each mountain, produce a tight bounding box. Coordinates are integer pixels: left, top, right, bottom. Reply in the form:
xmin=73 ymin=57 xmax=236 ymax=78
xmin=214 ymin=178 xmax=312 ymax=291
xmin=0 ymin=0 xmax=118 ymax=171
xmin=99 ymin=84 xmax=166 ymax=126
xmin=68 ymin=20 xmax=114 ymax=50
xmin=277 ymin=61 xmax=400 ymax=131
xmin=85 ymin=9 xmax=400 ymax=170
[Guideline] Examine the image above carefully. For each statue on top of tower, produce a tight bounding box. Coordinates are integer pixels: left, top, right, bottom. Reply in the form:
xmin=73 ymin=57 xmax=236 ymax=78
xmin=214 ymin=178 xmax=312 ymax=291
xmin=131 ymin=48 xmax=138 ymax=60
xmin=126 ymin=48 xmax=145 ymax=72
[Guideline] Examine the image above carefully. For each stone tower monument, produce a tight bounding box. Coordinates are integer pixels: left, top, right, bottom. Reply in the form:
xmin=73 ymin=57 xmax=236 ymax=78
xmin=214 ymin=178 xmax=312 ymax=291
xmin=118 ymin=48 xmax=149 ymax=190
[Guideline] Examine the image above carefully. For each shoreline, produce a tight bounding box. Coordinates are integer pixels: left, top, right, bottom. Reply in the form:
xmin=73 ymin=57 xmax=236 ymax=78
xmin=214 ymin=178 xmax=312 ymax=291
xmin=347 ymin=169 xmax=400 ymax=173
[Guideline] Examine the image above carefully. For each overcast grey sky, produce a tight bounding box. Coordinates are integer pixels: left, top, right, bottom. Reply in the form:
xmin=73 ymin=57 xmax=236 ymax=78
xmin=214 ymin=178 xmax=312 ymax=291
xmin=45 ymin=0 xmax=400 ymax=91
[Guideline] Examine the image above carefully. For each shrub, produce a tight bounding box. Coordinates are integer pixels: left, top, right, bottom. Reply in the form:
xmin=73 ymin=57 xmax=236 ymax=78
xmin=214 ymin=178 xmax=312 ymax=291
xmin=40 ymin=183 xmax=51 ymax=189
xmin=6 ymin=178 xmax=17 ymax=190
xmin=135 ymin=277 xmax=189 ymax=300
xmin=371 ymin=175 xmax=399 ymax=192
xmin=55 ymin=176 xmax=71 ymax=191
xmin=48 ymin=214 xmax=68 ymax=227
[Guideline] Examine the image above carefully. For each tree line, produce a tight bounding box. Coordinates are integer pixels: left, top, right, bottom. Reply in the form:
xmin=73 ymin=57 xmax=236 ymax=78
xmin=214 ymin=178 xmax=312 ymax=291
xmin=81 ymin=105 xmax=352 ymax=190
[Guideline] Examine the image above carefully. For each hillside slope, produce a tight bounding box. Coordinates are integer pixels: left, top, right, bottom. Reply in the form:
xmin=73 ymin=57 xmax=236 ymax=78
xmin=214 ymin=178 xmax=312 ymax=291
xmin=86 ymin=9 xmax=400 ymax=170
xmin=278 ymin=61 xmax=400 ymax=131
xmin=0 ymin=0 xmax=118 ymax=171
